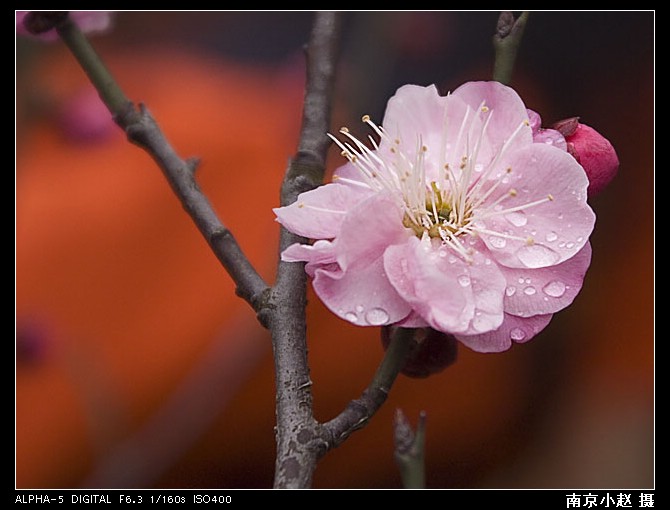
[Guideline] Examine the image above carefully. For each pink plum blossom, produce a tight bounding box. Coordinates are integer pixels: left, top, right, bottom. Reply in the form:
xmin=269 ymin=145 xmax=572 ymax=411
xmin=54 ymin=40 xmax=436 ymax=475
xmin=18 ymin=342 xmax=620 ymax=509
xmin=274 ymin=82 xmax=595 ymax=352
xmin=16 ymin=11 xmax=113 ymax=41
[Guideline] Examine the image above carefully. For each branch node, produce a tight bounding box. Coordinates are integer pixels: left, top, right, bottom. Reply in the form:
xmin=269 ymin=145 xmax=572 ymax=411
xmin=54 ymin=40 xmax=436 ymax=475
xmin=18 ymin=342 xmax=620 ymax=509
xmin=186 ymin=157 xmax=201 ymax=175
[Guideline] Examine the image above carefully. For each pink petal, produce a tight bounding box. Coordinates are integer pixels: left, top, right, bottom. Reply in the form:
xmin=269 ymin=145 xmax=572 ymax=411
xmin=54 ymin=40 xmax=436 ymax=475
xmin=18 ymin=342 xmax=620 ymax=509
xmin=281 ymin=240 xmax=336 ymax=277
xmin=479 ymin=143 xmax=595 ymax=268
xmin=273 ymin=182 xmax=370 ymax=239
xmin=455 ymin=313 xmax=553 ymax=353
xmin=499 ymin=243 xmax=592 ymax=316
xmin=527 ymin=109 xmax=542 ymax=132
xmin=384 ymin=236 xmax=506 ymax=335
xmin=452 ymin=81 xmax=533 ymax=151
xmin=312 ymin=256 xmax=411 ymax=326
xmin=334 ymin=192 xmax=408 ymax=271
xmin=533 ymin=128 xmax=567 ymax=151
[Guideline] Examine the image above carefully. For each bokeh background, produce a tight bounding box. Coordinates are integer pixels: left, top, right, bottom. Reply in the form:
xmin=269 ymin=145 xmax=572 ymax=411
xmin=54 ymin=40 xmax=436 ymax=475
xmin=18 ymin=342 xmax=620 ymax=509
xmin=16 ymin=11 xmax=654 ymax=489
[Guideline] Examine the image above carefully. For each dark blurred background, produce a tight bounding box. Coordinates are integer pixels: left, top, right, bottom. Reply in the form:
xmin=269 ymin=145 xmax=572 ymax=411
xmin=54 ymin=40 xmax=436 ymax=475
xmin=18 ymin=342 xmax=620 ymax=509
xmin=16 ymin=11 xmax=653 ymax=489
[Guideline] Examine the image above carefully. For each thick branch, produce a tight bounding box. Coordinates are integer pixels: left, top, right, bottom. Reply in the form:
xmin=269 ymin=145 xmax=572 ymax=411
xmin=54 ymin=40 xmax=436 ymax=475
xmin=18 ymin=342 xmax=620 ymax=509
xmin=269 ymin=11 xmax=342 ymax=489
xmin=492 ymin=11 xmax=529 ymax=85
xmin=55 ymin=15 xmax=269 ymax=310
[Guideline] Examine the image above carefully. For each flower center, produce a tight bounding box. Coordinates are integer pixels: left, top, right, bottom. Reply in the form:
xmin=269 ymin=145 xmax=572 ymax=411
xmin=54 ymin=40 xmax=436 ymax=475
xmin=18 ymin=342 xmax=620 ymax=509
xmin=329 ymin=108 xmax=554 ymax=261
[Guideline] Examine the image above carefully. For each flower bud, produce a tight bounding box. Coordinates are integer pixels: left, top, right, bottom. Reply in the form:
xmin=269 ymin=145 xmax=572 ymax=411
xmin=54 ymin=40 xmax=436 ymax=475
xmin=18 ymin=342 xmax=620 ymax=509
xmin=381 ymin=326 xmax=458 ymax=378
xmin=554 ymin=120 xmax=619 ymax=197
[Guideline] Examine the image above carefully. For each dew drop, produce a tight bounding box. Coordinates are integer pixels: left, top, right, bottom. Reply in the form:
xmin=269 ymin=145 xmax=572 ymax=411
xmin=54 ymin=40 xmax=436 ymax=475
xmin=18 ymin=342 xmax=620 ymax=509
xmin=448 ymin=255 xmax=458 ymax=264
xmin=523 ymin=286 xmax=536 ymax=296
xmin=517 ymin=277 xmax=525 ymax=284
xmin=365 ymin=308 xmax=389 ymax=326
xmin=345 ymin=312 xmax=358 ymax=323
xmin=525 ymin=278 xmax=532 ymax=284
xmin=474 ymin=163 xmax=484 ymax=172
xmin=355 ymin=305 xmax=364 ymax=313
xmin=516 ymin=244 xmax=560 ymax=268
xmin=543 ymin=280 xmax=566 ymax=298
xmin=484 ymin=258 xmax=492 ymax=265
xmin=505 ymin=210 xmax=528 ymax=227
xmin=545 ymin=231 xmax=558 ymax=242
xmin=510 ymin=328 xmax=526 ymax=341
xmin=505 ymin=286 xmax=517 ymax=296
xmin=489 ymin=236 xmax=507 ymax=249
xmin=457 ymin=275 xmax=471 ymax=287
xmin=566 ymin=242 xmax=575 ymax=249
xmin=439 ymin=250 xmax=447 ymax=258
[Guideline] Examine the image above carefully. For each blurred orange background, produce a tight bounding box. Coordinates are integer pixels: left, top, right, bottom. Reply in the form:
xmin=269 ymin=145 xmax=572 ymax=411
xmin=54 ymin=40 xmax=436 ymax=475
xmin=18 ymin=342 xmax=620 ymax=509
xmin=16 ymin=12 xmax=653 ymax=489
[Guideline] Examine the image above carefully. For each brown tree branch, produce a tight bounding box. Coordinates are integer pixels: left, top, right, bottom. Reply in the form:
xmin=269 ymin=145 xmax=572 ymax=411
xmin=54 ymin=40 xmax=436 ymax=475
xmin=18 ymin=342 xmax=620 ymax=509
xmin=268 ymin=11 xmax=342 ymax=489
xmin=321 ymin=327 xmax=415 ymax=449
xmin=53 ymin=13 xmax=269 ymax=311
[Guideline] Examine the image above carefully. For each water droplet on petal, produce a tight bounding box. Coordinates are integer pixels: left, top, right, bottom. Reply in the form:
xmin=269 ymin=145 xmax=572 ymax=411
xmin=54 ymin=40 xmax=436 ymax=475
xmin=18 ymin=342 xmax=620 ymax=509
xmin=355 ymin=305 xmax=364 ymax=313
xmin=345 ymin=312 xmax=358 ymax=323
xmin=474 ymin=163 xmax=484 ymax=172
xmin=457 ymin=275 xmax=471 ymax=287
xmin=524 ymin=278 xmax=531 ymax=284
xmin=505 ymin=211 xmax=528 ymax=227
xmin=489 ymin=236 xmax=507 ymax=249
xmin=518 ymin=277 xmax=525 ymax=284
xmin=439 ymin=250 xmax=447 ymax=258
xmin=566 ymin=242 xmax=575 ymax=249
xmin=543 ymin=280 xmax=566 ymax=297
xmin=517 ymin=244 xmax=560 ymax=268
xmin=505 ymin=286 xmax=517 ymax=296
xmin=523 ymin=286 xmax=536 ymax=296
xmin=545 ymin=231 xmax=558 ymax=242
xmin=365 ymin=308 xmax=389 ymax=326
xmin=510 ymin=328 xmax=526 ymax=341
xmin=484 ymin=258 xmax=491 ymax=265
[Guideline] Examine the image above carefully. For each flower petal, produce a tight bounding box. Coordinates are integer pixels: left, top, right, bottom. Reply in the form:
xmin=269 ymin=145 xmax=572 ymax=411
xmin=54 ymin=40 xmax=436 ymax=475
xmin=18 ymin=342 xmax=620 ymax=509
xmin=312 ymin=256 xmax=411 ymax=326
xmin=334 ymin=192 xmax=409 ymax=271
xmin=273 ymin=182 xmax=370 ymax=239
xmin=478 ymin=143 xmax=595 ymax=268
xmin=455 ymin=313 xmax=553 ymax=353
xmin=384 ymin=236 xmax=506 ymax=335
xmin=500 ymin=243 xmax=592 ymax=316
xmin=281 ymin=240 xmax=337 ymax=277
xmin=453 ymin=81 xmax=533 ymax=152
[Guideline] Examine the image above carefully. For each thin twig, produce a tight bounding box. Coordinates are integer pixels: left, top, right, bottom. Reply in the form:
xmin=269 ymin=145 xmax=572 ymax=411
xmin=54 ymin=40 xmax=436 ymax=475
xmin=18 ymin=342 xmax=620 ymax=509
xmin=321 ymin=327 xmax=415 ymax=449
xmin=492 ymin=11 xmax=529 ymax=85
xmin=268 ymin=11 xmax=342 ymax=489
xmin=393 ymin=409 xmax=427 ymax=489
xmin=54 ymin=14 xmax=269 ymax=311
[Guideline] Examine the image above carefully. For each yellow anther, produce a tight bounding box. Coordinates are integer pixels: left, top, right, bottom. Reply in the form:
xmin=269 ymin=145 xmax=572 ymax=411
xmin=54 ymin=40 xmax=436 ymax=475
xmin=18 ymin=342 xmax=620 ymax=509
xmin=509 ymin=189 xmax=518 ymax=197
xmin=547 ymin=194 xmax=555 ymax=201
xmin=361 ymin=114 xmax=370 ymax=123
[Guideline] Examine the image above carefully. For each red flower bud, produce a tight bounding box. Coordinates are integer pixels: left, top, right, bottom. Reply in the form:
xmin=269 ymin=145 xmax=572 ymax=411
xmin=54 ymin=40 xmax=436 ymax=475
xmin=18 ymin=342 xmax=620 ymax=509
xmin=554 ymin=120 xmax=619 ymax=197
